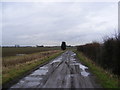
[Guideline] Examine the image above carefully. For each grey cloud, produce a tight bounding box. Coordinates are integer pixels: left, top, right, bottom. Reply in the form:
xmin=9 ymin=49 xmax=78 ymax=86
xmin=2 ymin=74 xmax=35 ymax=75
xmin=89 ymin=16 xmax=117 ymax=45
xmin=2 ymin=2 xmax=117 ymax=46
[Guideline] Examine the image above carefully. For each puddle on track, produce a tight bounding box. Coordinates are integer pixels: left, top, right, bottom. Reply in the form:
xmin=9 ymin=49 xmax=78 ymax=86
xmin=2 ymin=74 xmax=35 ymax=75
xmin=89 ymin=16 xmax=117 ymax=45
xmin=71 ymin=53 xmax=76 ymax=57
xmin=11 ymin=51 xmax=91 ymax=88
xmin=24 ymin=77 xmax=42 ymax=81
xmin=70 ymin=63 xmax=90 ymax=77
xmin=79 ymin=64 xmax=88 ymax=71
xmin=81 ymin=71 xmax=89 ymax=77
xmin=16 ymin=54 xmax=26 ymax=56
xmin=50 ymin=59 xmax=61 ymax=64
xmin=25 ymin=82 xmax=40 ymax=87
xmin=31 ymin=66 xmax=48 ymax=76
xmin=70 ymin=53 xmax=90 ymax=77
xmin=50 ymin=56 xmax=62 ymax=64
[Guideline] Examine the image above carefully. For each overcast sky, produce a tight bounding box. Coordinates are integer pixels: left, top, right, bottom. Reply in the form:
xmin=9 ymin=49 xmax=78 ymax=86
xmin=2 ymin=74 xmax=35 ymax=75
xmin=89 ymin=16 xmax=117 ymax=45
xmin=2 ymin=1 xmax=118 ymax=46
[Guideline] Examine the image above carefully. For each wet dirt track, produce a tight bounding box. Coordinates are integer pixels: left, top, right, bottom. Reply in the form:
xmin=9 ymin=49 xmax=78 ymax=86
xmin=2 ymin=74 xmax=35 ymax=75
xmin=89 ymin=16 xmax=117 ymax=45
xmin=10 ymin=51 xmax=101 ymax=88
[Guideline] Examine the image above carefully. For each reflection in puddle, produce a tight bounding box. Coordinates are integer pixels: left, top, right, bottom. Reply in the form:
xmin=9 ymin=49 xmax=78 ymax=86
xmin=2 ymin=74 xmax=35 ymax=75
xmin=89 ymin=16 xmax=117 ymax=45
xmin=71 ymin=53 xmax=76 ymax=57
xmin=25 ymin=82 xmax=40 ymax=87
xmin=50 ymin=57 xmax=62 ymax=64
xmin=78 ymin=64 xmax=89 ymax=77
xmin=81 ymin=71 xmax=89 ymax=77
xmin=39 ymin=66 xmax=48 ymax=70
xmin=50 ymin=59 xmax=61 ymax=64
xmin=70 ymin=54 xmax=90 ymax=77
xmin=11 ymin=51 xmax=91 ymax=88
xmin=31 ymin=70 xmax=48 ymax=75
xmin=79 ymin=64 xmax=88 ymax=71
xmin=19 ymin=80 xmax=25 ymax=83
xmin=24 ymin=77 xmax=42 ymax=81
xmin=31 ymin=66 xmax=48 ymax=75
xmin=16 ymin=54 xmax=26 ymax=56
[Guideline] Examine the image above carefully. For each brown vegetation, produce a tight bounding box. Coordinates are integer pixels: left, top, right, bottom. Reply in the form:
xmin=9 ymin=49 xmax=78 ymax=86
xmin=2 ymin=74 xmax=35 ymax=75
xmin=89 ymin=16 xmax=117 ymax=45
xmin=77 ymin=34 xmax=120 ymax=76
xmin=2 ymin=50 xmax=62 ymax=85
xmin=3 ymin=50 xmax=59 ymax=68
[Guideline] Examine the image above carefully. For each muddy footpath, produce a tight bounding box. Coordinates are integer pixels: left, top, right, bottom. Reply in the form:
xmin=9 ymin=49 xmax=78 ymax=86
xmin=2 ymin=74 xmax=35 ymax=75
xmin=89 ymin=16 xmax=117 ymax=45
xmin=10 ymin=51 xmax=101 ymax=88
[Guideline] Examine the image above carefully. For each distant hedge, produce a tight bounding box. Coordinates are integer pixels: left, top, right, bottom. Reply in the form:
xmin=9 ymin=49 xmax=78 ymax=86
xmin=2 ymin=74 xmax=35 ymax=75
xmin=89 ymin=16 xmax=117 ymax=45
xmin=77 ymin=35 xmax=120 ymax=75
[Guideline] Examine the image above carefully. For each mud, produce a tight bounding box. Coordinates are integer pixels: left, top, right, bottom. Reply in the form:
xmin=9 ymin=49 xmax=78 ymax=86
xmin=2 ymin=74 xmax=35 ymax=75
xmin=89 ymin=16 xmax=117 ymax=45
xmin=10 ymin=51 xmax=101 ymax=88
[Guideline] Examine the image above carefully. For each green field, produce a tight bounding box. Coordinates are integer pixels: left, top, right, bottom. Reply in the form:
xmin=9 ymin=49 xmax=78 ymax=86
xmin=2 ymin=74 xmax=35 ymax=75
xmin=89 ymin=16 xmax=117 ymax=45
xmin=2 ymin=47 xmax=61 ymax=57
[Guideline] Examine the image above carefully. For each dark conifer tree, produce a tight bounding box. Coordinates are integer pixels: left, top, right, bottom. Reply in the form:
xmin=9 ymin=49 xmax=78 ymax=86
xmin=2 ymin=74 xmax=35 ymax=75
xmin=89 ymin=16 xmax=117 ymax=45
xmin=61 ymin=42 xmax=66 ymax=50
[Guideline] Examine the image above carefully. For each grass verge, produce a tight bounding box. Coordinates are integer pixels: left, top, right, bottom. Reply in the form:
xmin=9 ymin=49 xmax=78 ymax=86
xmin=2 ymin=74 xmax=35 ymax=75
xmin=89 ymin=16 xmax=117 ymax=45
xmin=2 ymin=50 xmax=63 ymax=86
xmin=74 ymin=50 xmax=119 ymax=88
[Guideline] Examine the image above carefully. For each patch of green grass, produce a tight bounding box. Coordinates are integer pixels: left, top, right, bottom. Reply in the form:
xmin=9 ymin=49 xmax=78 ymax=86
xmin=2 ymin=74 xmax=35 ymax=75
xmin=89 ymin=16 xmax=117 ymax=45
xmin=74 ymin=51 xmax=119 ymax=88
xmin=2 ymin=51 xmax=63 ymax=85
